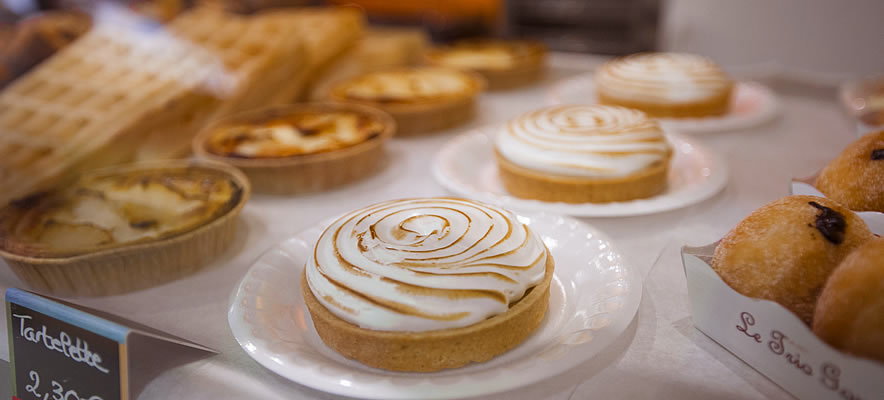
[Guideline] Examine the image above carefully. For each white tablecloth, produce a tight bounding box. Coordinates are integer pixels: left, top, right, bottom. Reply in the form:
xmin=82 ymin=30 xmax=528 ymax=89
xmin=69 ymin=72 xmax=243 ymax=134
xmin=0 ymin=54 xmax=855 ymax=399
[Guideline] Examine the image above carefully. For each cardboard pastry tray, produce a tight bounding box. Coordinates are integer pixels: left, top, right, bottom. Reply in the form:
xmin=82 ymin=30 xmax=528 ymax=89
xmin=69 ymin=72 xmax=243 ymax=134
xmin=681 ymin=207 xmax=884 ymax=400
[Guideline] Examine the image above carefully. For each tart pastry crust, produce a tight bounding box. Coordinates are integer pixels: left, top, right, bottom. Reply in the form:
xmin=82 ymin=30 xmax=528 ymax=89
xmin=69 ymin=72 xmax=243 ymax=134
xmin=495 ymin=150 xmax=670 ymax=203
xmin=813 ymin=238 xmax=884 ymax=362
xmin=815 ymin=130 xmax=884 ymax=212
xmin=302 ymin=250 xmax=553 ymax=372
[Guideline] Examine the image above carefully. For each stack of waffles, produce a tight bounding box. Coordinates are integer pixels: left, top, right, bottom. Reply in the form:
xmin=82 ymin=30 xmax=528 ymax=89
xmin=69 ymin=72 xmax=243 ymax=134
xmin=260 ymin=7 xmax=363 ymax=102
xmin=0 ymin=18 xmax=227 ymax=206
xmin=136 ymin=5 xmax=309 ymax=160
xmin=0 ymin=5 xmax=364 ymax=206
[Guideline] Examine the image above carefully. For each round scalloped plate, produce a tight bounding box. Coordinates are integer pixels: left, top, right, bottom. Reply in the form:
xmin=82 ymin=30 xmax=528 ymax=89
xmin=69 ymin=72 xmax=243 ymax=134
xmin=547 ymin=76 xmax=780 ymax=134
xmin=432 ymin=128 xmax=727 ymax=217
xmin=228 ymin=212 xmax=641 ymax=399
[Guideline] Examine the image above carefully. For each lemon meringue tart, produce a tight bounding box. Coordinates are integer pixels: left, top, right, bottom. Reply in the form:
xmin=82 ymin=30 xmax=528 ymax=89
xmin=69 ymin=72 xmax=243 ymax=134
xmin=327 ymin=67 xmax=484 ymax=135
xmin=0 ymin=160 xmax=249 ymax=296
xmin=594 ymin=52 xmax=734 ymax=118
xmin=495 ymin=105 xmax=672 ymax=203
xmin=424 ymin=39 xmax=545 ymax=90
xmin=193 ymin=103 xmax=395 ymax=194
xmin=301 ymin=198 xmax=553 ymax=372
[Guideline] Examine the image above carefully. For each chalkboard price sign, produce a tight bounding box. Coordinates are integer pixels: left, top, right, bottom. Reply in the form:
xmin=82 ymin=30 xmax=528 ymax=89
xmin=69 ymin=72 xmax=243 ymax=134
xmin=9 ymin=301 xmax=123 ymax=400
xmin=6 ymin=289 xmax=215 ymax=400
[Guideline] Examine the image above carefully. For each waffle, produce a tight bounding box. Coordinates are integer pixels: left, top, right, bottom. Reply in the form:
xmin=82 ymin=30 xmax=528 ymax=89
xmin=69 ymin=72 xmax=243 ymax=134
xmin=0 ymin=20 xmax=230 ymax=206
xmin=138 ymin=6 xmax=363 ymax=158
xmin=0 ymin=6 xmax=364 ymax=205
xmin=135 ymin=6 xmax=309 ymax=159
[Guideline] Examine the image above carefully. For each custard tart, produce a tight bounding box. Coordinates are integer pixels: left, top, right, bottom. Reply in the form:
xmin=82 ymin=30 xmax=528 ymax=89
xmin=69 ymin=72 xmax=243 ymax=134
xmin=193 ymin=103 xmax=395 ymax=194
xmin=424 ymin=39 xmax=546 ymax=90
xmin=0 ymin=160 xmax=250 ymax=296
xmin=302 ymin=197 xmax=553 ymax=372
xmin=327 ymin=67 xmax=484 ymax=135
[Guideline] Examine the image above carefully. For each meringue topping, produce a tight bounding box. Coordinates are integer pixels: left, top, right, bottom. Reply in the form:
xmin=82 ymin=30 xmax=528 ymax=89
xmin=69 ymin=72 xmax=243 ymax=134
xmin=594 ymin=52 xmax=732 ymax=103
xmin=495 ymin=105 xmax=671 ymax=178
xmin=305 ymin=198 xmax=549 ymax=332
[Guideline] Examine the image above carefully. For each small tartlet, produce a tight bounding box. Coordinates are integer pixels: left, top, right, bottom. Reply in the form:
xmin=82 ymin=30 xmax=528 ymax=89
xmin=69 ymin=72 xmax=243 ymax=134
xmin=494 ymin=105 xmax=673 ymax=203
xmin=193 ymin=103 xmax=395 ymax=194
xmin=424 ymin=39 xmax=546 ymax=90
xmin=301 ymin=198 xmax=553 ymax=371
xmin=327 ymin=67 xmax=484 ymax=135
xmin=594 ymin=52 xmax=734 ymax=118
xmin=0 ymin=160 xmax=250 ymax=296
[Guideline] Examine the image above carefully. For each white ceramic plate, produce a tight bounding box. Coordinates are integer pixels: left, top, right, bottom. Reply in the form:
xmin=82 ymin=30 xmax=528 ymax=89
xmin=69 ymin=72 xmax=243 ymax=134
xmin=432 ymin=129 xmax=728 ymax=217
xmin=546 ymin=75 xmax=780 ymax=134
xmin=228 ymin=213 xmax=641 ymax=399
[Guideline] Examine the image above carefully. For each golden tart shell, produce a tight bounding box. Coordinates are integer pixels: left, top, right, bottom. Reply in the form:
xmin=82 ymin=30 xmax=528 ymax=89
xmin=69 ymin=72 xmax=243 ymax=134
xmin=327 ymin=67 xmax=485 ymax=135
xmin=301 ymin=252 xmax=554 ymax=372
xmin=495 ymin=149 xmax=672 ymax=203
xmin=193 ymin=103 xmax=395 ymax=194
xmin=424 ymin=40 xmax=546 ymax=90
xmin=0 ymin=160 xmax=250 ymax=296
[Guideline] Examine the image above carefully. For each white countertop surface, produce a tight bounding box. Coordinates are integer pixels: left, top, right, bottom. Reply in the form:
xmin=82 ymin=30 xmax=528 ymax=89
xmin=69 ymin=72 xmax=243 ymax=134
xmin=0 ymin=53 xmax=857 ymax=399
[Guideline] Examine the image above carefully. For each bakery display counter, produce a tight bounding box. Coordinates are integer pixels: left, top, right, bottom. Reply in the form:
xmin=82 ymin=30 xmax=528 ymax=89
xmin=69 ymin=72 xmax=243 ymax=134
xmin=1 ymin=49 xmax=871 ymax=398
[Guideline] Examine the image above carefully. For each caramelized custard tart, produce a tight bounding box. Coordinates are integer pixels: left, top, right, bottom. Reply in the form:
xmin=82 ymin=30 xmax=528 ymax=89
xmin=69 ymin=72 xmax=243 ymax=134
xmin=0 ymin=160 xmax=250 ymax=296
xmin=194 ymin=103 xmax=395 ymax=194
xmin=327 ymin=67 xmax=484 ymax=135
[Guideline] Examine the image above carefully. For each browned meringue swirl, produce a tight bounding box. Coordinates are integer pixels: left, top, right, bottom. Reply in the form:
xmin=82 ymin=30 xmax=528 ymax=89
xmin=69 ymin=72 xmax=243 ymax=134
xmin=495 ymin=105 xmax=670 ymax=177
xmin=595 ymin=52 xmax=732 ymax=103
xmin=304 ymin=198 xmax=549 ymax=332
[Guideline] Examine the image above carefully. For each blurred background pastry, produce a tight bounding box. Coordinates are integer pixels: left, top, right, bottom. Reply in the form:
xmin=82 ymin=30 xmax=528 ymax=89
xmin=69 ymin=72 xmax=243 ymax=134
xmin=594 ymin=52 xmax=733 ymax=118
xmin=424 ymin=39 xmax=545 ymax=90
xmin=327 ymin=67 xmax=484 ymax=135
xmin=815 ymin=130 xmax=884 ymax=213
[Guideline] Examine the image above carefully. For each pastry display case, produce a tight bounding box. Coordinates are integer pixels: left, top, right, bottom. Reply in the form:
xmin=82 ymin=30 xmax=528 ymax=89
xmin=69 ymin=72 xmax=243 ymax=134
xmin=0 ymin=1 xmax=881 ymax=399
xmin=503 ymin=0 xmax=659 ymax=54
